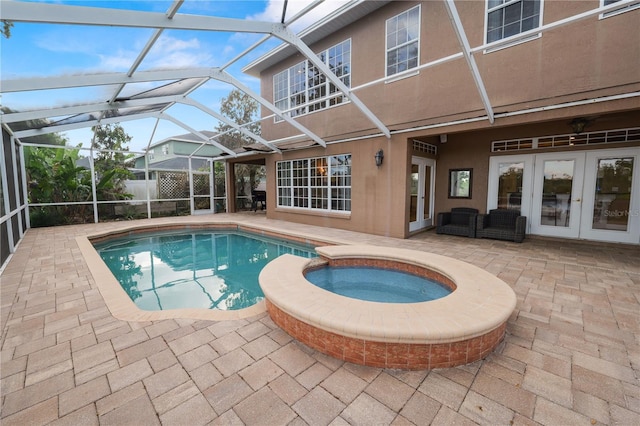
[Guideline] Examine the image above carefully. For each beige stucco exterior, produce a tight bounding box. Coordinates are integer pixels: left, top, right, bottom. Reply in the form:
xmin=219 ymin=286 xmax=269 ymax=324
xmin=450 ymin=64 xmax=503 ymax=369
xmin=237 ymin=1 xmax=640 ymax=241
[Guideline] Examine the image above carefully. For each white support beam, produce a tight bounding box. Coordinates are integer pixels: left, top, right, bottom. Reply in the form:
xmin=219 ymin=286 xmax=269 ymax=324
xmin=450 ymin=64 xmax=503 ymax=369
xmin=2 ymin=69 xmax=212 ymax=93
xmin=0 ymin=135 xmax=15 ymax=253
xmin=443 ymin=0 xmax=494 ymax=124
xmin=272 ymin=24 xmax=391 ymax=139
xmin=1 ymin=96 xmax=182 ymax=124
xmin=108 ymin=0 xmax=185 ymax=104
xmin=13 ymin=111 xmax=162 ymax=138
xmin=159 ymin=113 xmax=237 ymax=157
xmin=351 ymin=52 xmax=464 ymax=92
xmin=1 ymin=1 xmax=275 ymax=34
xmin=2 ymin=93 xmax=280 ymax=154
xmin=211 ymin=69 xmax=327 ymax=148
xmin=220 ymin=35 xmax=271 ymax=72
xmin=179 ymin=98 xmax=281 ymax=153
xmin=225 ymin=0 xmax=332 ymax=74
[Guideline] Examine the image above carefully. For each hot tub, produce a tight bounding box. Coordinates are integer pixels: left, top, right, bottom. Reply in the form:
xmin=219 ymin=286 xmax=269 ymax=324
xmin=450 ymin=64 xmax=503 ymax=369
xmin=259 ymin=245 xmax=517 ymax=370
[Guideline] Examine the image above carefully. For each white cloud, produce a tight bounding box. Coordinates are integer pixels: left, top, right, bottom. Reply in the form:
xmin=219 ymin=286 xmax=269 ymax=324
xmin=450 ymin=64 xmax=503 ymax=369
xmin=247 ymin=0 xmax=350 ymax=33
xmin=97 ymin=50 xmax=139 ymax=71
xmin=153 ymin=36 xmax=201 ymax=53
xmin=94 ymin=34 xmax=215 ymax=71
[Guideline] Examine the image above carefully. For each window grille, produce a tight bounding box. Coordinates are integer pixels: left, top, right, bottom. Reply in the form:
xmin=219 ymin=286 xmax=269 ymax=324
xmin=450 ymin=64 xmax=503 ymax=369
xmin=276 ymin=154 xmax=351 ymax=212
xmin=412 ymin=140 xmax=437 ymax=155
xmin=492 ymin=127 xmax=640 ymax=152
xmin=486 ymin=0 xmax=541 ymax=43
xmin=273 ymin=40 xmax=351 ymax=122
xmin=386 ymin=5 xmax=420 ymax=77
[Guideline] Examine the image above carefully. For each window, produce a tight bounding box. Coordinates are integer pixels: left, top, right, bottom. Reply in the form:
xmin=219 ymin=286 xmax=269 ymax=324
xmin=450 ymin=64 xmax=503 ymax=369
xmin=601 ymin=0 xmax=640 ymax=18
xmin=486 ymin=0 xmax=541 ymax=43
xmin=273 ymin=40 xmax=351 ymax=122
xmin=386 ymin=5 xmax=420 ymax=77
xmin=276 ymin=154 xmax=351 ymax=212
xmin=449 ymin=169 xmax=473 ymax=199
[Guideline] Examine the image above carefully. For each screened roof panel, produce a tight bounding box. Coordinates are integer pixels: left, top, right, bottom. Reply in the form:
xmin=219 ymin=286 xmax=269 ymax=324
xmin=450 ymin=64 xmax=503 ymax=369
xmin=49 ymin=113 xmax=103 ymax=127
xmin=119 ymin=78 xmax=208 ymax=101
xmin=1 ymin=0 xmax=385 ymax=155
xmin=113 ymin=104 xmax=172 ymax=116
xmin=2 ymin=85 xmax=123 ymax=113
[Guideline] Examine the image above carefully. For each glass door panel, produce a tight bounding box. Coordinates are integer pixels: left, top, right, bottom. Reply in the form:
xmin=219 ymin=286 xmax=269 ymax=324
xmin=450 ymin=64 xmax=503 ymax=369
xmin=498 ymin=161 xmax=524 ymax=212
xmin=531 ymin=153 xmax=584 ymax=238
xmin=488 ymin=154 xmax=532 ymax=219
xmin=591 ymin=157 xmax=634 ymax=231
xmin=409 ymin=157 xmax=435 ymax=232
xmin=540 ymin=159 xmax=574 ymax=227
xmin=581 ymin=148 xmax=639 ymax=243
xmin=410 ymin=164 xmax=418 ymax=223
xmin=423 ymin=165 xmax=431 ymax=221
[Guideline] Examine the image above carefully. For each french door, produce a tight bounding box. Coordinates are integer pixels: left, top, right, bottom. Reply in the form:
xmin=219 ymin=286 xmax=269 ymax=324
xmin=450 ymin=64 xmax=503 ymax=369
xmin=579 ymin=148 xmax=639 ymax=243
xmin=529 ymin=152 xmax=585 ymax=238
xmin=409 ymin=157 xmax=435 ymax=232
xmin=489 ymin=147 xmax=640 ymax=243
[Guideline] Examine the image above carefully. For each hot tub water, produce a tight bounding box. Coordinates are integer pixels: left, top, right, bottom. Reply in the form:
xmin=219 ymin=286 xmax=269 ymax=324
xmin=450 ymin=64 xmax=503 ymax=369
xmin=305 ymin=266 xmax=451 ymax=303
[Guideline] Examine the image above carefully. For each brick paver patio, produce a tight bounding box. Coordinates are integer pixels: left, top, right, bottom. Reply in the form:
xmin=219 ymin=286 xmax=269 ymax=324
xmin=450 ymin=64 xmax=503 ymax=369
xmin=1 ymin=214 xmax=639 ymax=425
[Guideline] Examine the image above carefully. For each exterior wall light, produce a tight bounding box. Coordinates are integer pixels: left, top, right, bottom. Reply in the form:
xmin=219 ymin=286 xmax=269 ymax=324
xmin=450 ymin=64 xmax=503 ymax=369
xmin=569 ymin=117 xmax=591 ymax=134
xmin=375 ymin=149 xmax=384 ymax=167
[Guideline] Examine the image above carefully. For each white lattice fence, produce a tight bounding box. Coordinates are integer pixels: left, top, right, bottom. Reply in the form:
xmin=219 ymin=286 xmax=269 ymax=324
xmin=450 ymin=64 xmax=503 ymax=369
xmin=193 ymin=174 xmax=210 ymax=196
xmin=158 ymin=171 xmax=189 ymax=199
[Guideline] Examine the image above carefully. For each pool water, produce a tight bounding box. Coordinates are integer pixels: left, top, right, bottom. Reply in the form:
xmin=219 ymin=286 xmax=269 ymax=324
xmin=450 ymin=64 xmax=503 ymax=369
xmin=305 ymin=266 xmax=452 ymax=303
xmin=93 ymin=230 xmax=316 ymax=311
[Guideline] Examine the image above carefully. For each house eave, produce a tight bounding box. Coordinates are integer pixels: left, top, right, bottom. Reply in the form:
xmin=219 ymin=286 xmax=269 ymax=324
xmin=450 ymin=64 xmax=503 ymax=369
xmin=242 ymin=0 xmax=392 ymax=77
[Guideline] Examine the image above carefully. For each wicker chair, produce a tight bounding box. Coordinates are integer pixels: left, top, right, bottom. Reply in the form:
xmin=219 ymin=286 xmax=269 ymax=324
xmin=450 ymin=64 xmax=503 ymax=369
xmin=251 ymin=190 xmax=266 ymax=211
xmin=476 ymin=209 xmax=526 ymax=243
xmin=436 ymin=207 xmax=479 ymax=238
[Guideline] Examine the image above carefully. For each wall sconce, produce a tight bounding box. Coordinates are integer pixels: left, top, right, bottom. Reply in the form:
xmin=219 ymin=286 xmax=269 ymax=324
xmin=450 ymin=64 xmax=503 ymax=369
xmin=374 ymin=149 xmax=384 ymax=167
xmin=569 ymin=117 xmax=591 ymax=135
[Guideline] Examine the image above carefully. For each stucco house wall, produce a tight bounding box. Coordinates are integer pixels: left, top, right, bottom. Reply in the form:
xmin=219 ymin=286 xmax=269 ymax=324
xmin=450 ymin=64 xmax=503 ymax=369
xmin=243 ymin=1 xmax=639 ymax=240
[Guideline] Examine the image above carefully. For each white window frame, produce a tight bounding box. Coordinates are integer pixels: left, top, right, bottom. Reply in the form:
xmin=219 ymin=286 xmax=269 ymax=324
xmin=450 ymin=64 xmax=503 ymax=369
xmin=484 ymin=0 xmax=543 ymax=48
xmin=600 ymin=0 xmax=640 ymax=19
xmin=273 ymin=39 xmax=351 ymax=123
xmin=276 ymin=154 xmax=351 ymax=213
xmin=385 ymin=5 xmax=421 ymax=78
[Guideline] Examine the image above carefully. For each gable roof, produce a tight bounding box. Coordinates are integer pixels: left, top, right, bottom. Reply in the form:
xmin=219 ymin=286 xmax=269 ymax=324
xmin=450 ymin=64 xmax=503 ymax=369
xmin=151 ymin=130 xmax=218 ymax=147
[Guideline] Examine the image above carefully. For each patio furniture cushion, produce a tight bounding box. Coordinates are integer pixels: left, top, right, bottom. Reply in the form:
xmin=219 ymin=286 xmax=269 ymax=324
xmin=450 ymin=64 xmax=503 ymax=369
xmin=476 ymin=209 xmax=526 ymax=243
xmin=436 ymin=207 xmax=479 ymax=238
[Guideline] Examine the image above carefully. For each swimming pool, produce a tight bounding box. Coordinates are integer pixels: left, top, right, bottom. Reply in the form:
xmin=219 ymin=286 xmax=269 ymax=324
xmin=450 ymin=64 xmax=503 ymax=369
xmin=93 ymin=229 xmax=317 ymax=311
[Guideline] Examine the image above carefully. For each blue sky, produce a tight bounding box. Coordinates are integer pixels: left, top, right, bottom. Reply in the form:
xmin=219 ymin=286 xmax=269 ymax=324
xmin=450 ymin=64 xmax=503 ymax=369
xmin=1 ymin=0 xmax=346 ymax=152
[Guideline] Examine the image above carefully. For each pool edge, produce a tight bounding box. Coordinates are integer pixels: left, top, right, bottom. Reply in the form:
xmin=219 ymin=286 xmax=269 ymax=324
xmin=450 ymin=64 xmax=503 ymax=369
xmin=260 ymin=246 xmax=517 ymax=370
xmin=76 ymin=220 xmax=338 ymax=322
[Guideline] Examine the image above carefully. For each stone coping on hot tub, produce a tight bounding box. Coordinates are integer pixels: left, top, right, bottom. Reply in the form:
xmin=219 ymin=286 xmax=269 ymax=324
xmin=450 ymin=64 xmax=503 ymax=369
xmin=77 ymin=220 xmax=340 ymax=322
xmin=259 ymin=245 xmax=517 ymax=345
